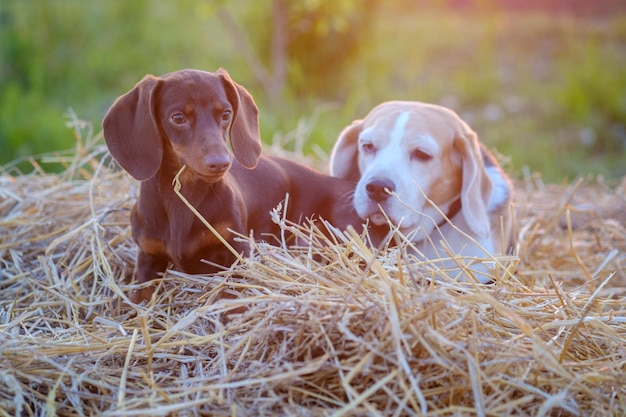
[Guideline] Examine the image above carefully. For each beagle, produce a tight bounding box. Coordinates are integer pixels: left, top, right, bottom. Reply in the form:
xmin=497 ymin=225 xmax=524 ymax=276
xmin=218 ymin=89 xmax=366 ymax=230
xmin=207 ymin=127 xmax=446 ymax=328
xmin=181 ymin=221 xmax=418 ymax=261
xmin=330 ymin=101 xmax=514 ymax=282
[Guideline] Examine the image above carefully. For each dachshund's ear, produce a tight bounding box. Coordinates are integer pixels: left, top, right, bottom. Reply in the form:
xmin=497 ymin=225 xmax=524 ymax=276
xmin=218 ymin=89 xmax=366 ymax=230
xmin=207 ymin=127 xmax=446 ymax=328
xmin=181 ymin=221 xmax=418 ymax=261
xmin=330 ymin=120 xmax=363 ymax=181
xmin=218 ymin=68 xmax=262 ymax=169
xmin=454 ymin=129 xmax=492 ymax=238
xmin=102 ymin=75 xmax=163 ymax=180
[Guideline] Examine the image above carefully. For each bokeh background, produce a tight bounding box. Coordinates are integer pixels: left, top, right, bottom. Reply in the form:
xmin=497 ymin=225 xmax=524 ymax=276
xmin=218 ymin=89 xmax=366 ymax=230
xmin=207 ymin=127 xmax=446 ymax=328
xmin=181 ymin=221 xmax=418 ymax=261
xmin=1 ymin=0 xmax=625 ymax=182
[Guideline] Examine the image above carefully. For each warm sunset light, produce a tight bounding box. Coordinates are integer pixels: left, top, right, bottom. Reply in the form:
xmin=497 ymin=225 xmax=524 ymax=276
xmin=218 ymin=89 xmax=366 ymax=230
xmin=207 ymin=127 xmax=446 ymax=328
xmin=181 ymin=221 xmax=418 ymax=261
xmin=1 ymin=0 xmax=625 ymax=180
xmin=1 ymin=2 xmax=625 ymax=414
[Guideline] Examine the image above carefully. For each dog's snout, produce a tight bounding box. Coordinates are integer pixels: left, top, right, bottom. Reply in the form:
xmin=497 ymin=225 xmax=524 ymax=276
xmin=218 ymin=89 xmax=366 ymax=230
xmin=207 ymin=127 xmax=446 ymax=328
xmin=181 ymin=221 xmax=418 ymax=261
xmin=366 ymin=177 xmax=395 ymax=202
xmin=205 ymin=154 xmax=231 ymax=174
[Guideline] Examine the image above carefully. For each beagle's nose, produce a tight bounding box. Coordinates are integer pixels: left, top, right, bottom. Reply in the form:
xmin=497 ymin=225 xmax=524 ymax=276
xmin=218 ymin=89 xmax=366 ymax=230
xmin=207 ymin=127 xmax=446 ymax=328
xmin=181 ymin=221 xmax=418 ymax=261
xmin=205 ymin=154 xmax=231 ymax=174
xmin=366 ymin=177 xmax=395 ymax=202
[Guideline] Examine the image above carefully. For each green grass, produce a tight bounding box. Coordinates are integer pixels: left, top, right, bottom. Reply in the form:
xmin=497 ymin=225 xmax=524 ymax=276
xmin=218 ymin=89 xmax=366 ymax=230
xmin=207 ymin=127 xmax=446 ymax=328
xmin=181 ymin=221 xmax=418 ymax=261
xmin=253 ymin=8 xmax=626 ymax=181
xmin=1 ymin=2 xmax=625 ymax=181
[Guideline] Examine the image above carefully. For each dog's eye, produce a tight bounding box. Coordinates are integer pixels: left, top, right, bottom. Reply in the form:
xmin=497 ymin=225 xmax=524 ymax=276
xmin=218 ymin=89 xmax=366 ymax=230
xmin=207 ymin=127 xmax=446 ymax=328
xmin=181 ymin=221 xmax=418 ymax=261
xmin=361 ymin=143 xmax=376 ymax=153
xmin=171 ymin=113 xmax=187 ymax=125
xmin=411 ymin=149 xmax=433 ymax=162
xmin=221 ymin=110 xmax=233 ymax=123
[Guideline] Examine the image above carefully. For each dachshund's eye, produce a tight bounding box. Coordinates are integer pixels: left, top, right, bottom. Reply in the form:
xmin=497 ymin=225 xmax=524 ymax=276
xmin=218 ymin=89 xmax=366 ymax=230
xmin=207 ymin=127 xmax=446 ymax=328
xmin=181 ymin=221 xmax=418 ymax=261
xmin=171 ymin=113 xmax=187 ymax=125
xmin=221 ymin=109 xmax=233 ymax=123
xmin=411 ymin=149 xmax=433 ymax=162
xmin=361 ymin=142 xmax=376 ymax=154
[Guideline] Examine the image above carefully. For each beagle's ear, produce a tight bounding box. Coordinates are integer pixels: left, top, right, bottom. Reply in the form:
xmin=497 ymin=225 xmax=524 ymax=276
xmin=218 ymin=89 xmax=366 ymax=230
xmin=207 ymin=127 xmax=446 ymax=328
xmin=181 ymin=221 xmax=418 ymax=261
xmin=102 ymin=75 xmax=163 ymax=180
xmin=330 ymin=120 xmax=363 ymax=181
xmin=454 ymin=129 xmax=492 ymax=238
xmin=218 ymin=68 xmax=262 ymax=169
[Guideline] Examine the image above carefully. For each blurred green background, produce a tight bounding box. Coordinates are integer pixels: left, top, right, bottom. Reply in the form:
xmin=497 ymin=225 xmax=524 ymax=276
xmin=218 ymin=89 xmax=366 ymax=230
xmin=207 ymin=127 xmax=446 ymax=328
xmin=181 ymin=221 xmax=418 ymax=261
xmin=1 ymin=0 xmax=625 ymax=182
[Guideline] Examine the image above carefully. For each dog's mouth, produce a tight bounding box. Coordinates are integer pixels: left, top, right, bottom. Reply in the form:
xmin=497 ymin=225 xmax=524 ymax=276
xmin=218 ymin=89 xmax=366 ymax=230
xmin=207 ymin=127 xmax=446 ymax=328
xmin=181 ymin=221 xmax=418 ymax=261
xmin=366 ymin=209 xmax=429 ymax=240
xmin=360 ymin=199 xmax=393 ymax=226
xmin=367 ymin=210 xmax=388 ymax=226
xmin=367 ymin=211 xmax=414 ymax=229
xmin=179 ymin=155 xmax=232 ymax=183
xmin=182 ymin=165 xmax=228 ymax=183
xmin=363 ymin=204 xmax=422 ymax=232
xmin=195 ymin=172 xmax=227 ymax=183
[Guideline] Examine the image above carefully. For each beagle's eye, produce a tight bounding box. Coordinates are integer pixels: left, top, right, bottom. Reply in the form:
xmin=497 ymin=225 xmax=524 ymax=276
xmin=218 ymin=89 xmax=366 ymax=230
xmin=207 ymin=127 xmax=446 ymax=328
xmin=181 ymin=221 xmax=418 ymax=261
xmin=411 ymin=149 xmax=433 ymax=162
xmin=170 ymin=112 xmax=187 ymax=125
xmin=361 ymin=142 xmax=376 ymax=154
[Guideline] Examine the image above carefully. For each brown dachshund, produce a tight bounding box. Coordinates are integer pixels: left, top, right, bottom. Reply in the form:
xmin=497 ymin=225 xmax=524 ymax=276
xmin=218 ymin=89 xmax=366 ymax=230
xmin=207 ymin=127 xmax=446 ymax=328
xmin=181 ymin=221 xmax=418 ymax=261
xmin=103 ymin=68 xmax=360 ymax=303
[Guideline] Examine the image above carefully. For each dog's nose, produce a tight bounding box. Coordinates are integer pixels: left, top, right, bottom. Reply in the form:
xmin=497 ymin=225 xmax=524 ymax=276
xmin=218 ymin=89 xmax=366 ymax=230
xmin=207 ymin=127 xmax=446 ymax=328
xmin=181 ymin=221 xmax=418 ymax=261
xmin=204 ymin=154 xmax=231 ymax=174
xmin=366 ymin=177 xmax=395 ymax=202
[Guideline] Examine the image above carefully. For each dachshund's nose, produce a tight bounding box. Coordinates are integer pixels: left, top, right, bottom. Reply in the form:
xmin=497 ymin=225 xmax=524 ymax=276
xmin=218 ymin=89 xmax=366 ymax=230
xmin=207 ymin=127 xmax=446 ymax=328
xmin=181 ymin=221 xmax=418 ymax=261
xmin=205 ymin=154 xmax=231 ymax=174
xmin=366 ymin=177 xmax=395 ymax=202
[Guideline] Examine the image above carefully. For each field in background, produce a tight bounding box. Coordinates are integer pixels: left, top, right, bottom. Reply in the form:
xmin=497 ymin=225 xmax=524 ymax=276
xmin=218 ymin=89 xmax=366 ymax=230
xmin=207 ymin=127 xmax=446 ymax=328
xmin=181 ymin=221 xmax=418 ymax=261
xmin=1 ymin=1 xmax=625 ymax=181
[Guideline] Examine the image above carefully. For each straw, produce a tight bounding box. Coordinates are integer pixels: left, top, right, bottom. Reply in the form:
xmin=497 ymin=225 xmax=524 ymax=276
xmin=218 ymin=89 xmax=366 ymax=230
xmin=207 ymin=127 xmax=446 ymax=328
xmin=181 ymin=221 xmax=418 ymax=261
xmin=0 ymin=126 xmax=624 ymax=416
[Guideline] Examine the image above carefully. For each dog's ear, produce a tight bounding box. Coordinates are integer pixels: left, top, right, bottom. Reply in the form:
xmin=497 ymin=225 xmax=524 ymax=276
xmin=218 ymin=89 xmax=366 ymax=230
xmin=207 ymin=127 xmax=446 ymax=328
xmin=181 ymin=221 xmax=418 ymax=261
xmin=102 ymin=75 xmax=163 ymax=180
xmin=454 ymin=129 xmax=492 ymax=238
xmin=330 ymin=120 xmax=363 ymax=181
xmin=218 ymin=69 xmax=262 ymax=169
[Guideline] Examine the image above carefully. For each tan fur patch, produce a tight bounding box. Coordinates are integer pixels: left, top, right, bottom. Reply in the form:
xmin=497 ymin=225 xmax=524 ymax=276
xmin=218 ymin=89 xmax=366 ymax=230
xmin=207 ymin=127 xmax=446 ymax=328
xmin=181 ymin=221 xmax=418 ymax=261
xmin=199 ymin=221 xmax=234 ymax=247
xmin=429 ymin=143 xmax=463 ymax=207
xmin=137 ymin=237 xmax=167 ymax=257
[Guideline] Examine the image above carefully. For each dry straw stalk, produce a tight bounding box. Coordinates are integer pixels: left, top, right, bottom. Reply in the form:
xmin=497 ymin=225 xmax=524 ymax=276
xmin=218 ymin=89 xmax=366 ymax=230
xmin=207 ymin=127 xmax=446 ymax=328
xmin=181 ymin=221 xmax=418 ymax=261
xmin=1 ymin=127 xmax=625 ymax=416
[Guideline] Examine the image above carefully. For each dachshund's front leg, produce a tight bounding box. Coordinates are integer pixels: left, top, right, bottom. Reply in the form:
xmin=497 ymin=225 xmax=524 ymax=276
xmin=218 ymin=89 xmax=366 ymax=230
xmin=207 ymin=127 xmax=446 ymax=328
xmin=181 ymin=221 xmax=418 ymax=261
xmin=131 ymin=250 xmax=169 ymax=304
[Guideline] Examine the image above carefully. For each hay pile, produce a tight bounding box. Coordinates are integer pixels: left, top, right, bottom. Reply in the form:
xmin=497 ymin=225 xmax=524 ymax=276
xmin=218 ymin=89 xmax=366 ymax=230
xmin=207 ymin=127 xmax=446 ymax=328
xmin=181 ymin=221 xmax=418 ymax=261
xmin=1 ymin=135 xmax=625 ymax=416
